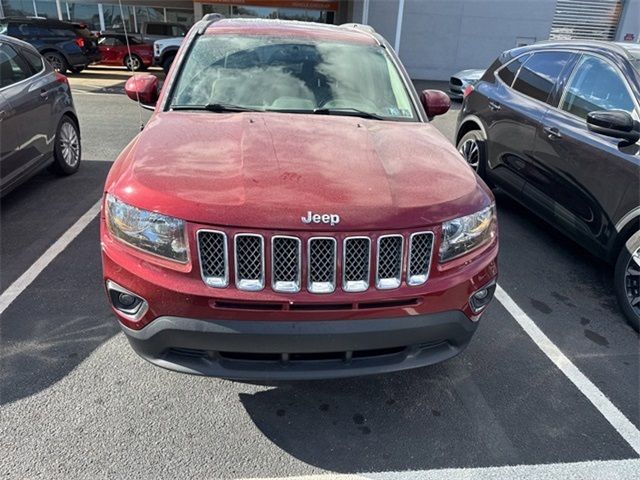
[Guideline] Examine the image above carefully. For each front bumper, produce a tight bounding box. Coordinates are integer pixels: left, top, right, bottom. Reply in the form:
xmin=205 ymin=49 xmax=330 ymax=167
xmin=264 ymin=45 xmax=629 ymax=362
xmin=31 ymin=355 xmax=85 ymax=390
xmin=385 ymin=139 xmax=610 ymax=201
xmin=122 ymin=311 xmax=478 ymax=380
xmin=102 ymin=217 xmax=498 ymax=380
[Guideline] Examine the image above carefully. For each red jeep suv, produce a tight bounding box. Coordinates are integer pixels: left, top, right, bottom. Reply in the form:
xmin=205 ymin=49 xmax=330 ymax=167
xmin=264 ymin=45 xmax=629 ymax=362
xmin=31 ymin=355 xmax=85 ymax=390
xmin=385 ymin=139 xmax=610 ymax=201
xmin=101 ymin=16 xmax=499 ymax=379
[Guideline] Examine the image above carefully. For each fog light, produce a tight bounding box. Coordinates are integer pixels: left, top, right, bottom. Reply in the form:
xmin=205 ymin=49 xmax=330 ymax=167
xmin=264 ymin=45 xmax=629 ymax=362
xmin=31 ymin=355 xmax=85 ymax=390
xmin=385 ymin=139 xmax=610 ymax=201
xmin=474 ymin=289 xmax=489 ymax=300
xmin=118 ymin=293 xmax=137 ymax=308
xmin=106 ymin=280 xmax=149 ymax=322
xmin=469 ymin=280 xmax=496 ymax=314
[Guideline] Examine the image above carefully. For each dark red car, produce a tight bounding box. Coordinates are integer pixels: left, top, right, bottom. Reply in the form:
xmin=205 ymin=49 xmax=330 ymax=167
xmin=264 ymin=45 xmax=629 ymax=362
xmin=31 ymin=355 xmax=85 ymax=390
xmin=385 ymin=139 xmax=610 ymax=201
xmin=97 ymin=33 xmax=152 ymax=71
xmin=101 ymin=16 xmax=499 ymax=380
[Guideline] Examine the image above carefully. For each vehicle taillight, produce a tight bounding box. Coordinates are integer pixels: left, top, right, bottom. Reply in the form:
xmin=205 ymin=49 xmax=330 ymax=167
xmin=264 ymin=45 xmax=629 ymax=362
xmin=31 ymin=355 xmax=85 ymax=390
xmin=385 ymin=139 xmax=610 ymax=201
xmin=463 ymin=84 xmax=475 ymax=98
xmin=74 ymin=37 xmax=85 ymax=48
xmin=55 ymin=71 xmax=68 ymax=84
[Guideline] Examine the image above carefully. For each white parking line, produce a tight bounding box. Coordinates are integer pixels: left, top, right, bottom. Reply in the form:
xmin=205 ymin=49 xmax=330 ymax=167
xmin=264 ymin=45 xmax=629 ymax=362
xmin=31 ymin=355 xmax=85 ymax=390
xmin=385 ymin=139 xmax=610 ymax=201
xmin=238 ymin=459 xmax=640 ymax=480
xmin=494 ymin=285 xmax=640 ymax=455
xmin=0 ymin=200 xmax=102 ymax=315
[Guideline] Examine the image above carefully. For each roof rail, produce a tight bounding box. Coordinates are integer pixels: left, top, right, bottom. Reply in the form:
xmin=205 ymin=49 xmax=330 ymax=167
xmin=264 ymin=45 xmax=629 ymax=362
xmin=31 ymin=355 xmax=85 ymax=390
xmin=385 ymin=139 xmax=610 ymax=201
xmin=339 ymin=23 xmax=376 ymax=34
xmin=196 ymin=13 xmax=224 ymax=35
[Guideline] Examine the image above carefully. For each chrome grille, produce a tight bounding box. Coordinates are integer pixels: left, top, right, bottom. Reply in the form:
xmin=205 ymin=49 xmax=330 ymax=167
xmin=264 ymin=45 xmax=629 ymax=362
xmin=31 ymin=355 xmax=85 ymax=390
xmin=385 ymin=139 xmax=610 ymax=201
xmin=198 ymin=230 xmax=433 ymax=293
xmin=407 ymin=232 xmax=434 ymax=286
xmin=271 ymin=236 xmax=301 ymax=293
xmin=376 ymin=235 xmax=403 ymax=289
xmin=198 ymin=230 xmax=228 ymax=287
xmin=343 ymin=237 xmax=371 ymax=292
xmin=308 ymin=237 xmax=337 ymax=293
xmin=234 ymin=234 xmax=264 ymax=291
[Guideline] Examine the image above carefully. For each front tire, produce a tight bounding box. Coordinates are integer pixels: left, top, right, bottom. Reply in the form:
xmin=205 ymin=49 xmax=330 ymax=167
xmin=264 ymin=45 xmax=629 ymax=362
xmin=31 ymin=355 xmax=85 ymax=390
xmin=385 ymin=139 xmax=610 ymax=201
xmin=51 ymin=116 xmax=81 ymax=176
xmin=44 ymin=52 xmax=68 ymax=74
xmin=162 ymin=53 xmax=175 ymax=74
xmin=125 ymin=54 xmax=143 ymax=71
xmin=457 ymin=130 xmax=489 ymax=180
xmin=614 ymin=231 xmax=640 ymax=332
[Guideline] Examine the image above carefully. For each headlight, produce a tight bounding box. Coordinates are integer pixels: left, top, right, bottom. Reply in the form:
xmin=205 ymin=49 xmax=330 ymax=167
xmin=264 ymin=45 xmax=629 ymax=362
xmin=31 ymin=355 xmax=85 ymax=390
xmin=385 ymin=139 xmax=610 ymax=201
xmin=105 ymin=194 xmax=188 ymax=263
xmin=439 ymin=204 xmax=496 ymax=262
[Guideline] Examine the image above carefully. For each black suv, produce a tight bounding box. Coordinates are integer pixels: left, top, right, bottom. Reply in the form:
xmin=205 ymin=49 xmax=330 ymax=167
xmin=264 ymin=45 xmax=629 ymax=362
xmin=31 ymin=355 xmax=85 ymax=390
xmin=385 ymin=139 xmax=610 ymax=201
xmin=0 ymin=17 xmax=100 ymax=73
xmin=456 ymin=41 xmax=640 ymax=331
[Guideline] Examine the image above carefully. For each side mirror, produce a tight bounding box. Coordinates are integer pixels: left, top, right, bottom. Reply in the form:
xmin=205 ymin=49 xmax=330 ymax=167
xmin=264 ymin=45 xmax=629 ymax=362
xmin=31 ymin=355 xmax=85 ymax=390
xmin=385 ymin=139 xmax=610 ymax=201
xmin=587 ymin=110 xmax=640 ymax=144
xmin=420 ymin=89 xmax=451 ymax=119
xmin=124 ymin=75 xmax=159 ymax=110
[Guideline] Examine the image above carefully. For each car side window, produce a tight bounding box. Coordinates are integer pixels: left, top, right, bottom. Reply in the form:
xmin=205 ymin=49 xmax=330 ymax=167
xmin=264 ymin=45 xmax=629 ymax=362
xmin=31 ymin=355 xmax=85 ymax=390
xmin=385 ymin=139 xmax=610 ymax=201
xmin=99 ymin=37 xmax=122 ymax=46
xmin=21 ymin=49 xmax=44 ymax=74
xmin=497 ymin=54 xmax=530 ymax=86
xmin=560 ymin=55 xmax=636 ymax=120
xmin=146 ymin=24 xmax=168 ymax=36
xmin=512 ymin=51 xmax=573 ymax=103
xmin=171 ymin=25 xmax=186 ymax=37
xmin=0 ymin=44 xmax=33 ymax=88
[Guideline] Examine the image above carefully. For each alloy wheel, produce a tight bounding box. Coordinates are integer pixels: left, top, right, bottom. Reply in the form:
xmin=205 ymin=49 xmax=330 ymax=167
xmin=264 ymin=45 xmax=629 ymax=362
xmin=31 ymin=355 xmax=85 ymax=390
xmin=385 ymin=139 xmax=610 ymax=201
xmin=126 ymin=56 xmax=141 ymax=71
xmin=59 ymin=122 xmax=80 ymax=168
xmin=458 ymin=138 xmax=480 ymax=171
xmin=46 ymin=54 xmax=64 ymax=72
xmin=624 ymin=247 xmax=640 ymax=315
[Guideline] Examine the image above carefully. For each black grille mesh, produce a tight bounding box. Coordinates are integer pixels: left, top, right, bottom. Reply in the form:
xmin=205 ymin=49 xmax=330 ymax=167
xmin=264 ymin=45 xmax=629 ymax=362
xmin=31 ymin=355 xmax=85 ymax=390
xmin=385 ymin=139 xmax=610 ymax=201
xmin=198 ymin=231 xmax=226 ymax=280
xmin=235 ymin=235 xmax=263 ymax=281
xmin=344 ymin=238 xmax=370 ymax=283
xmin=272 ymin=237 xmax=300 ymax=283
xmin=377 ymin=236 xmax=403 ymax=280
xmin=309 ymin=238 xmax=336 ymax=284
xmin=408 ymin=233 xmax=434 ymax=281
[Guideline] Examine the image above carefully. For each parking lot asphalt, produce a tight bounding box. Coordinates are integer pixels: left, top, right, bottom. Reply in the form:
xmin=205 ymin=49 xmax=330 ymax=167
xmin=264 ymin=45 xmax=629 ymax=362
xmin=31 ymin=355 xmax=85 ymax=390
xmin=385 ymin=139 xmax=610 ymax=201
xmin=0 ymin=68 xmax=639 ymax=479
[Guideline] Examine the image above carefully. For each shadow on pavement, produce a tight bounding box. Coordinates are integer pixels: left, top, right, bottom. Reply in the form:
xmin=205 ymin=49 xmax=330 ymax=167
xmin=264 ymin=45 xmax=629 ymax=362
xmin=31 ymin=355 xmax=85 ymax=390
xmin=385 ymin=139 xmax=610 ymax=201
xmin=0 ymin=221 xmax=120 ymax=406
xmin=1 ymin=161 xmax=119 ymax=405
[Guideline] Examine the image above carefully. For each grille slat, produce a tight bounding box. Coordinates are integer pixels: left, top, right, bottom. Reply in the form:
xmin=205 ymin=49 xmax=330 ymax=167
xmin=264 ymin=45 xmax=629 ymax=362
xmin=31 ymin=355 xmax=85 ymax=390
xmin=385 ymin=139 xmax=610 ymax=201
xmin=343 ymin=237 xmax=371 ymax=292
xmin=376 ymin=235 xmax=403 ymax=290
xmin=408 ymin=232 xmax=434 ymax=286
xmin=198 ymin=230 xmax=228 ymax=287
xmin=235 ymin=234 xmax=265 ymax=291
xmin=308 ymin=238 xmax=337 ymax=294
xmin=272 ymin=236 xmax=301 ymax=293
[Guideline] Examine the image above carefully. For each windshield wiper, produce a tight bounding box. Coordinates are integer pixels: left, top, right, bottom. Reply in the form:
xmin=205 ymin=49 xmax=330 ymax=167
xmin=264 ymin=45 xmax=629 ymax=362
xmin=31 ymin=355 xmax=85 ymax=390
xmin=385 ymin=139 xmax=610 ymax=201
xmin=313 ymin=107 xmax=384 ymax=120
xmin=171 ymin=103 xmax=261 ymax=113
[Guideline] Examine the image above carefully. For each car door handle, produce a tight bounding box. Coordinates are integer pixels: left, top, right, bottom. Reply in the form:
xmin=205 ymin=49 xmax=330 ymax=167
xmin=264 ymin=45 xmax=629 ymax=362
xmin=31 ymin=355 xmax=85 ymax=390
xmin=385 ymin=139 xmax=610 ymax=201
xmin=489 ymin=101 xmax=501 ymax=111
xmin=543 ymin=126 xmax=562 ymax=139
xmin=40 ymin=88 xmax=50 ymax=99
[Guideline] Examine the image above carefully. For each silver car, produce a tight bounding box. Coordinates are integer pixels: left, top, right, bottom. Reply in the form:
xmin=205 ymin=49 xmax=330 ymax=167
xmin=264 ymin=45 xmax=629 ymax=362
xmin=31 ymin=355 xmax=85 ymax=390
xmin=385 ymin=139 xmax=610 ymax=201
xmin=449 ymin=68 xmax=485 ymax=100
xmin=0 ymin=35 xmax=81 ymax=196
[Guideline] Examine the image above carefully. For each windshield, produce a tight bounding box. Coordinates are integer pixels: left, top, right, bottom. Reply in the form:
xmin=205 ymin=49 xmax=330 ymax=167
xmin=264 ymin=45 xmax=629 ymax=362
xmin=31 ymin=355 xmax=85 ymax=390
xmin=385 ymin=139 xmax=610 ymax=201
xmin=169 ymin=35 xmax=417 ymax=121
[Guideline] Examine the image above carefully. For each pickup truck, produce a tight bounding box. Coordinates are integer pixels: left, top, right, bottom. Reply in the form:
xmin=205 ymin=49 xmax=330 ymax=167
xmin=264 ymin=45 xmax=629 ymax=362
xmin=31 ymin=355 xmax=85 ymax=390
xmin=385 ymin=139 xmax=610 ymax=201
xmin=153 ymin=36 xmax=183 ymax=73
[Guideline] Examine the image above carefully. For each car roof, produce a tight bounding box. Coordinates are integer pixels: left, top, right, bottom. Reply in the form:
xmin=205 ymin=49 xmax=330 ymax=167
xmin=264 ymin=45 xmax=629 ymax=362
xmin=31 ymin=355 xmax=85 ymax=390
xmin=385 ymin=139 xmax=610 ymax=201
xmin=515 ymin=39 xmax=637 ymax=62
xmin=1 ymin=16 xmax=84 ymax=29
xmin=614 ymin=42 xmax=640 ymax=60
xmin=204 ymin=18 xmax=380 ymax=46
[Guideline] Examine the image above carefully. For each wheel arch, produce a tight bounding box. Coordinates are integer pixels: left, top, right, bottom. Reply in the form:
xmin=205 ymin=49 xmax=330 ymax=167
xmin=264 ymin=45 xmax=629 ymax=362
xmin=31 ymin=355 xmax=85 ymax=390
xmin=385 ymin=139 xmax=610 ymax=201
xmin=611 ymin=210 xmax=640 ymax=263
xmin=60 ymin=110 xmax=80 ymax=137
xmin=455 ymin=115 xmax=487 ymax=146
xmin=159 ymin=47 xmax=179 ymax=64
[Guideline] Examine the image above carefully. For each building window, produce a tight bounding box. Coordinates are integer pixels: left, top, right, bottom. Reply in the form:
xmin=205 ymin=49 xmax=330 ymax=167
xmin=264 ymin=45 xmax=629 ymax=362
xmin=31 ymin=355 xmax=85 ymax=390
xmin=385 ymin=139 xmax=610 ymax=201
xmin=34 ymin=1 xmax=59 ymax=19
xmin=101 ymin=3 xmax=134 ymax=33
xmin=1 ymin=0 xmax=36 ymax=17
xmin=165 ymin=8 xmax=194 ymax=27
xmin=201 ymin=3 xmax=334 ymax=24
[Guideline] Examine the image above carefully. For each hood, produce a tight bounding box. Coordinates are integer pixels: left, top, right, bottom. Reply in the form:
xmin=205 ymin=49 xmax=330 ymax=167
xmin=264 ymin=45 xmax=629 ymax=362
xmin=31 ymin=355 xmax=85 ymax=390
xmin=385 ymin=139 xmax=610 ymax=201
xmin=454 ymin=69 xmax=485 ymax=80
xmin=108 ymin=112 xmax=489 ymax=231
